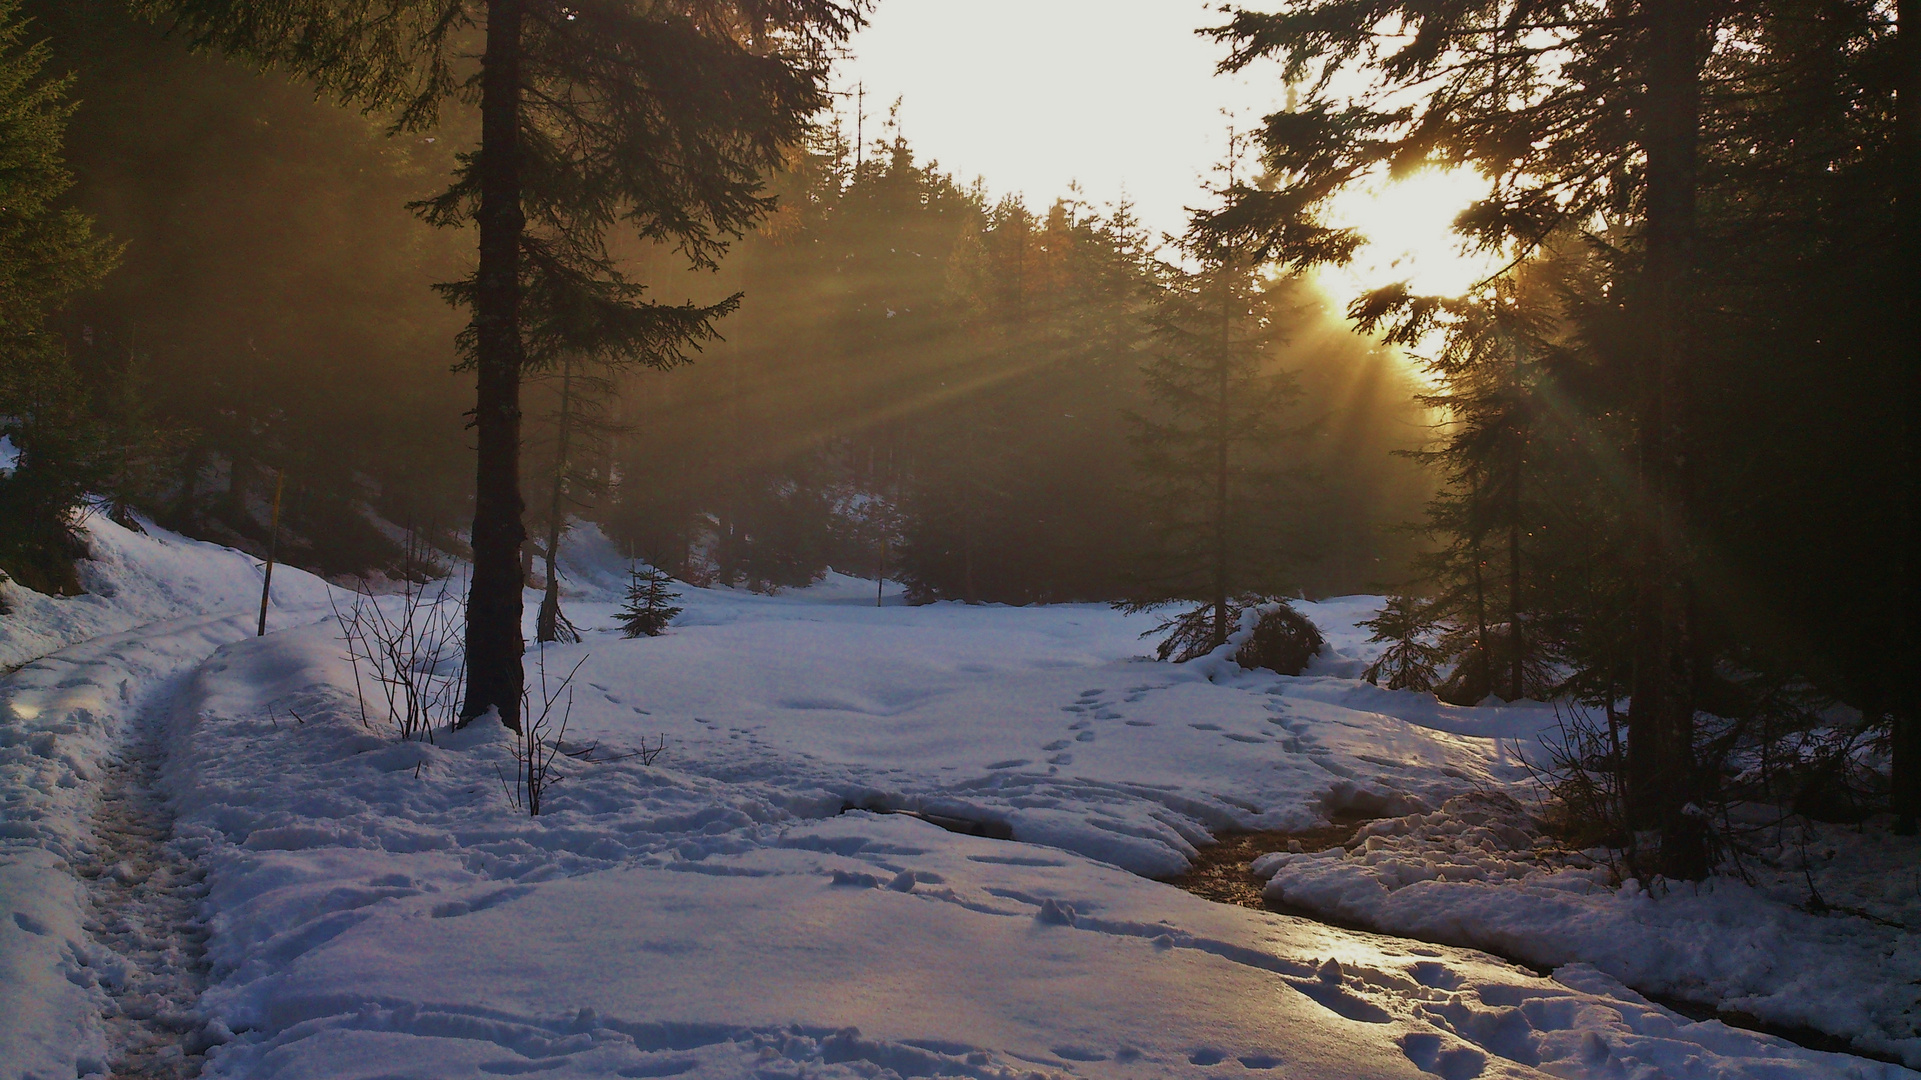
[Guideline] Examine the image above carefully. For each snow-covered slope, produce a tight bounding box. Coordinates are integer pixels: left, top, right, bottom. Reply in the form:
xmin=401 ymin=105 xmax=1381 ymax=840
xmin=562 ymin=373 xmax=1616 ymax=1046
xmin=0 ymin=515 xmax=335 ymax=671
xmin=1 ymin=520 xmax=1912 ymax=1079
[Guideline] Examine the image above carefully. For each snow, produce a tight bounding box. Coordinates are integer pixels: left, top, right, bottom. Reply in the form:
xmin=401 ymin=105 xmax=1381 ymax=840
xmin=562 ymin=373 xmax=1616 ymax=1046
xmin=1256 ymin=792 xmax=1921 ymax=1067
xmin=1 ymin=518 xmax=1914 ymax=1079
xmin=1 ymin=515 xmax=335 ymax=672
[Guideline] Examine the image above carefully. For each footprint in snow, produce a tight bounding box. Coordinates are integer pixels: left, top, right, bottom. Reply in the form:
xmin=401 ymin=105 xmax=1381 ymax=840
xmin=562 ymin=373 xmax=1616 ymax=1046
xmin=1224 ymin=733 xmax=1266 ymax=744
xmin=987 ymin=759 xmax=1031 ymax=770
xmin=1068 ymin=719 xmax=1090 ymax=730
xmin=1094 ymin=709 xmax=1122 ymax=720
xmin=1043 ymin=740 xmax=1072 ymax=751
xmin=1047 ymin=752 xmax=1074 ymax=765
xmin=1189 ymin=722 xmax=1223 ymax=731
xmin=1075 ymin=730 xmax=1096 ymax=742
xmin=1125 ymin=720 xmax=1155 ymax=727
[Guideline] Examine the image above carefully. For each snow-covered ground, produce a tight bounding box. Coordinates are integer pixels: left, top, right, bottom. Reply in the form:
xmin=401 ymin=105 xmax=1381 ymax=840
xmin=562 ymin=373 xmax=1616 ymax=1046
xmin=2 ymin=518 xmax=1914 ymax=1079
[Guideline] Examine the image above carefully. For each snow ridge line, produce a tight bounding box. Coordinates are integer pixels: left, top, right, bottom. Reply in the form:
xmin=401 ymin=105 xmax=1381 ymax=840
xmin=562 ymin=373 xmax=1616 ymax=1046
xmin=228 ymin=1000 xmax=1048 ymax=1080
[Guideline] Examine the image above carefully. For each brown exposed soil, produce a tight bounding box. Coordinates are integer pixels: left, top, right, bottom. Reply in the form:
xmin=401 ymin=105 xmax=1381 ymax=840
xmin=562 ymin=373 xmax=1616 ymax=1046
xmin=1159 ymin=822 xmax=1365 ymax=909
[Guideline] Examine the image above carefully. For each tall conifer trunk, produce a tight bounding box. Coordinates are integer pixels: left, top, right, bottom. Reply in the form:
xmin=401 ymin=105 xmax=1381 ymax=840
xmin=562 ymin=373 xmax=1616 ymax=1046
xmin=1212 ymin=262 xmax=1232 ymax=647
xmin=1630 ymin=0 xmax=1708 ymax=876
xmin=1508 ymin=447 xmax=1523 ymax=702
xmin=1894 ymin=0 xmax=1920 ymax=835
xmin=535 ymin=356 xmax=576 ymax=644
xmin=461 ymin=0 xmax=528 ymax=731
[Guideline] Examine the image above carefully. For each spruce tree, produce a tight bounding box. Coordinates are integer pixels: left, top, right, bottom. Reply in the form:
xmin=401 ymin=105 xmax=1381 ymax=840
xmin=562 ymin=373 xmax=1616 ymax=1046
xmin=144 ymin=0 xmax=865 ymax=729
xmin=1206 ymin=0 xmax=1728 ymax=877
xmin=529 ymin=352 xmax=618 ymax=644
xmin=1359 ymin=595 xmax=1448 ymax=693
xmin=1123 ymin=228 xmax=1305 ymax=660
xmin=0 ymin=0 xmax=117 ymax=593
xmin=616 ymin=562 xmax=681 ymax=638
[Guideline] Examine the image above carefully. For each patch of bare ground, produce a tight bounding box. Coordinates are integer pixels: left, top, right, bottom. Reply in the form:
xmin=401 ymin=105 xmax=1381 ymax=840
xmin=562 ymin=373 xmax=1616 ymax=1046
xmin=1160 ymin=821 xmax=1364 ymax=910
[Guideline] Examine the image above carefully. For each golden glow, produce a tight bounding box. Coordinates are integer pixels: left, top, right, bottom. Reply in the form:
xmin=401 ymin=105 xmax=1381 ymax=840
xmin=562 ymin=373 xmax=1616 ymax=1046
xmin=1318 ymin=167 xmax=1507 ymax=313
xmin=10 ymin=700 xmax=41 ymax=720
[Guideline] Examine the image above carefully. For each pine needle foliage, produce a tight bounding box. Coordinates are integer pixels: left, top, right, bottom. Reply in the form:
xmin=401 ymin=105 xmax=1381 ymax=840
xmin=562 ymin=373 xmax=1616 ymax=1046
xmin=1359 ymin=595 xmax=1449 ymax=693
xmin=140 ymin=0 xmax=866 ymax=727
xmin=0 ymin=0 xmax=118 ymax=592
xmin=616 ymin=562 xmax=681 ymax=638
xmin=1121 ymin=234 xmax=1306 ymax=658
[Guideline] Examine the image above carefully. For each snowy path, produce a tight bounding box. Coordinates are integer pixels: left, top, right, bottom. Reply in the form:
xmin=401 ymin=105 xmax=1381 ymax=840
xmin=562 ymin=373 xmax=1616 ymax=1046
xmin=83 ymin=694 xmax=213 ymax=1079
xmin=1 ymin=605 xmax=333 ymax=1080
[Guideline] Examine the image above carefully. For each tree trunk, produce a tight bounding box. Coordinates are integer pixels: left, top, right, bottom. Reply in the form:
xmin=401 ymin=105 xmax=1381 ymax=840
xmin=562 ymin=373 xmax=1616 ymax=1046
xmin=460 ymin=0 xmax=528 ymax=731
xmin=1508 ymin=425 xmax=1524 ymax=702
xmin=536 ymin=357 xmax=575 ymax=644
xmin=1473 ymin=530 xmax=1489 ymax=699
xmin=1630 ymin=0 xmax=1708 ymax=877
xmin=1895 ymin=0 xmax=1920 ymax=835
xmin=1212 ymin=261 xmax=1233 ymax=648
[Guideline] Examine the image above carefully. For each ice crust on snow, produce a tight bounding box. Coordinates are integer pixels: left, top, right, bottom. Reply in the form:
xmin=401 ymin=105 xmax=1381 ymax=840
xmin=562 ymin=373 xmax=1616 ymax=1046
xmin=2 ymin=518 xmax=1914 ymax=1079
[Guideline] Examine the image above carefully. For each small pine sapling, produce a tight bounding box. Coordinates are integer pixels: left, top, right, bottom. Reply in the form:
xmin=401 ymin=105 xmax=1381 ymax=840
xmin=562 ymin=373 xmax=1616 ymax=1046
xmin=617 ymin=563 xmax=683 ymax=638
xmin=1360 ymin=595 xmax=1449 ymax=692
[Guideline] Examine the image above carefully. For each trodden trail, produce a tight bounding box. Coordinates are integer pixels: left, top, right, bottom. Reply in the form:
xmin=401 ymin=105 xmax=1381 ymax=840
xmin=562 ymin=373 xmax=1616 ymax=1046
xmin=0 ymin=607 xmax=334 ymax=1079
xmin=83 ymin=700 xmax=214 ymax=1080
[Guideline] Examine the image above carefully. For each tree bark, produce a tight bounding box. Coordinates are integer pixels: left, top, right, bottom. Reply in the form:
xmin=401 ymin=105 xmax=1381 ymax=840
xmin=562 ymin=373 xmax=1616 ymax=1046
xmin=1895 ymin=0 xmax=1920 ymax=835
xmin=460 ymin=0 xmax=528 ymax=731
xmin=1630 ymin=0 xmax=1708 ymax=877
xmin=536 ymin=357 xmax=575 ymax=644
xmin=1509 ymin=391 xmax=1525 ymax=702
xmin=1212 ymin=259 xmax=1233 ymax=647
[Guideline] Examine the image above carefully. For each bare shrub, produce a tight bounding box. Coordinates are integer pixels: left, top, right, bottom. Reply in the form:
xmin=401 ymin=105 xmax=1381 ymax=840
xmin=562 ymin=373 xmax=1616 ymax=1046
xmin=330 ymin=537 xmax=466 ymax=742
xmin=499 ymin=647 xmax=667 ymax=817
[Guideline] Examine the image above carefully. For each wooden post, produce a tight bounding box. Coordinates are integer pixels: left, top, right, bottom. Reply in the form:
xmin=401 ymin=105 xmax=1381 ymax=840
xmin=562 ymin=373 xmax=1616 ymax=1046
xmin=257 ymin=469 xmax=284 ymax=637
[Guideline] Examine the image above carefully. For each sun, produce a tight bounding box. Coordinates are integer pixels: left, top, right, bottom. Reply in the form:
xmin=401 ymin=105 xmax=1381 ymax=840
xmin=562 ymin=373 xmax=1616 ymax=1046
xmin=1316 ymin=166 xmax=1506 ymax=314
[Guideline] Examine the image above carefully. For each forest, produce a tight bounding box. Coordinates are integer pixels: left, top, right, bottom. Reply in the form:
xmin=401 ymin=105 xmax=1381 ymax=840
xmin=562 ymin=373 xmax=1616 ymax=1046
xmin=0 ymin=2 xmax=1917 ymax=1077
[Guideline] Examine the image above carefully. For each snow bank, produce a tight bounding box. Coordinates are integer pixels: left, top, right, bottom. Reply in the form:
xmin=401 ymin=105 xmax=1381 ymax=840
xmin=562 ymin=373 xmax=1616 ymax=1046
xmin=1257 ymin=793 xmax=1921 ymax=1066
xmin=1 ymin=518 xmax=339 ymax=1079
xmin=1 ymin=515 xmax=334 ymax=671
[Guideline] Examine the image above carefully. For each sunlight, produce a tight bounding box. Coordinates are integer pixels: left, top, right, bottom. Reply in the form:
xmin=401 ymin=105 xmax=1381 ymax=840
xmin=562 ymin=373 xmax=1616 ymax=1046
xmin=1317 ymin=167 xmax=1507 ymax=314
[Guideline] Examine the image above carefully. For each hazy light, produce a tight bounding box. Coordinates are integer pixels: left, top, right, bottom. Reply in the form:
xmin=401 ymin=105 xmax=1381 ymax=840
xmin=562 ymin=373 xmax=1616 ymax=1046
xmin=1319 ymin=167 xmax=1507 ymax=313
xmin=830 ymin=0 xmax=1285 ymax=239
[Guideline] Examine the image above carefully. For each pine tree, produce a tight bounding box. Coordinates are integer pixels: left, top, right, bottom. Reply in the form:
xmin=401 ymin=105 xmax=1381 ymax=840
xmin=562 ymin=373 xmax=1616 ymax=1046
xmin=1123 ymin=227 xmax=1306 ymax=661
xmin=1206 ymin=0 xmax=1728 ymax=878
xmin=1357 ymin=269 xmax=1558 ymax=703
xmin=144 ymin=0 xmax=865 ymax=729
xmin=616 ymin=562 xmax=681 ymax=638
xmin=530 ymin=353 xmax=619 ymax=643
xmin=0 ymin=0 xmax=117 ymax=593
xmin=1359 ymin=595 xmax=1448 ymax=693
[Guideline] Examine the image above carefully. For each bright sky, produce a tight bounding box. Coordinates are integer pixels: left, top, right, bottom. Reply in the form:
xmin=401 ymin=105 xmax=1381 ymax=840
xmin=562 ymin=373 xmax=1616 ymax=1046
xmin=831 ymin=0 xmax=1280 ymax=239
xmin=832 ymin=0 xmax=1506 ymax=306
